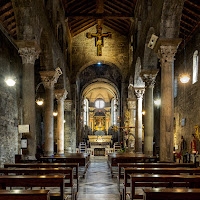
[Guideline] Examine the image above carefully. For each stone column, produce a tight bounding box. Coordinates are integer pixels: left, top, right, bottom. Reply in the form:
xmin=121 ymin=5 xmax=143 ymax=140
xmin=135 ymin=88 xmax=145 ymax=153
xmin=55 ymin=89 xmax=68 ymax=155
xmin=127 ymin=99 xmax=136 ymax=152
xmin=155 ymin=38 xmax=181 ymax=162
xmin=64 ymin=100 xmax=73 ymax=153
xmin=17 ymin=40 xmax=40 ymax=159
xmin=141 ymin=70 xmax=158 ymax=156
xmin=40 ymin=70 xmax=61 ymax=156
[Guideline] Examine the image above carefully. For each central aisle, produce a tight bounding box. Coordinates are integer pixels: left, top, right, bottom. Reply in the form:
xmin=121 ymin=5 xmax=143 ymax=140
xmin=77 ymin=156 xmax=119 ymax=200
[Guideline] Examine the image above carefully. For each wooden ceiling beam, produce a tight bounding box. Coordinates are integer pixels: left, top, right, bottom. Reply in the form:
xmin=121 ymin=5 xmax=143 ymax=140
xmin=0 ymin=8 xmax=14 ymax=19
xmin=106 ymin=19 xmax=128 ymax=30
xmin=106 ymin=0 xmax=131 ymax=14
xmin=0 ymin=2 xmax=12 ymax=12
xmin=104 ymin=21 xmax=127 ymax=35
xmin=181 ymin=19 xmax=194 ymax=28
xmin=111 ymin=0 xmax=132 ymax=12
xmin=7 ymin=21 xmax=15 ymax=30
xmin=182 ymin=13 xmax=197 ymax=23
xmin=67 ymin=0 xmax=90 ymax=12
xmin=67 ymin=13 xmax=133 ymax=20
xmin=184 ymin=7 xmax=200 ymax=18
xmin=185 ymin=0 xmax=200 ymax=10
xmin=70 ymin=2 xmax=94 ymax=14
xmin=104 ymin=4 xmax=120 ymax=13
xmin=72 ymin=21 xmax=96 ymax=36
xmin=180 ymin=25 xmax=191 ymax=33
xmin=72 ymin=19 xmax=95 ymax=32
xmin=121 ymin=0 xmax=135 ymax=7
xmin=3 ymin=15 xmax=15 ymax=24
xmin=70 ymin=19 xmax=88 ymax=28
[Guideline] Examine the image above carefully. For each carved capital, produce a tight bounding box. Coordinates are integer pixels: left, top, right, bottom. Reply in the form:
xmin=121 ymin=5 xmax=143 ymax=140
xmin=64 ymin=100 xmax=72 ymax=111
xmin=134 ymin=88 xmax=145 ymax=99
xmin=55 ymin=89 xmax=68 ymax=101
xmin=141 ymin=69 xmax=159 ymax=88
xmin=16 ymin=40 xmax=40 ymax=64
xmin=127 ymin=98 xmax=136 ymax=110
xmin=40 ymin=70 xmax=61 ymax=89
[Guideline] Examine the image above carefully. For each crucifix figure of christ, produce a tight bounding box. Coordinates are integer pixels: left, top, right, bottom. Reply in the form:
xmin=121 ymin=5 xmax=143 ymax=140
xmin=86 ymin=25 xmax=112 ymax=56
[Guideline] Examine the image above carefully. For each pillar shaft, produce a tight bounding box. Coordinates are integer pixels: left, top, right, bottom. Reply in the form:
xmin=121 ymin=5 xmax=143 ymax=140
xmin=55 ymin=89 xmax=67 ymax=155
xmin=156 ymin=38 xmax=181 ymax=162
xmin=127 ymin=99 xmax=136 ymax=152
xmin=141 ymin=70 xmax=158 ymax=156
xmin=64 ymin=100 xmax=72 ymax=153
xmin=17 ymin=41 xmax=40 ymax=159
xmin=135 ymin=89 xmax=145 ymax=153
xmin=40 ymin=70 xmax=61 ymax=156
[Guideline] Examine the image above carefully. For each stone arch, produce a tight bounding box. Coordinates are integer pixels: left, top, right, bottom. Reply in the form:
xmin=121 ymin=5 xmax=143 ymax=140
xmin=39 ymin=29 xmax=54 ymax=70
xmin=160 ymin=0 xmax=185 ymax=38
xmin=76 ymin=60 xmax=123 ymax=79
xmin=143 ymin=27 xmax=158 ymax=70
xmin=134 ymin=57 xmax=145 ymax=87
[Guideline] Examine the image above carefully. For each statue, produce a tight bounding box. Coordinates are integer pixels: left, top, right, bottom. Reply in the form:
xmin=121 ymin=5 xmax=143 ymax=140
xmin=191 ymin=134 xmax=198 ymax=153
xmin=86 ymin=25 xmax=112 ymax=56
xmin=180 ymin=136 xmax=187 ymax=163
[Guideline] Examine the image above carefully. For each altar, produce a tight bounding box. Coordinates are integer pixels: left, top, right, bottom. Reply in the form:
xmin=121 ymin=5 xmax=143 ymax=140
xmin=88 ymin=135 xmax=113 ymax=156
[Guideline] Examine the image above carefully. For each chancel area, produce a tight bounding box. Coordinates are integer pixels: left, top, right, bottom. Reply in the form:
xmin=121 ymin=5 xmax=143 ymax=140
xmin=0 ymin=0 xmax=200 ymax=199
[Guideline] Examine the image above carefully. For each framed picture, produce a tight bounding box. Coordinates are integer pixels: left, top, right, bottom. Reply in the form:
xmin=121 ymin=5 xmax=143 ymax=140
xmin=21 ymin=138 xmax=28 ymax=149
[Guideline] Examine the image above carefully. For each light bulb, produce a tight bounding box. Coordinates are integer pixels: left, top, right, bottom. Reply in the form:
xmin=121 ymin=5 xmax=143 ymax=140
xmin=36 ymin=98 xmax=44 ymax=106
xmin=97 ymin=62 xmax=101 ymax=65
xmin=53 ymin=112 xmax=58 ymax=117
xmin=154 ymin=99 xmax=161 ymax=106
xmin=5 ymin=77 xmax=16 ymax=86
xmin=142 ymin=111 xmax=146 ymax=115
xmin=180 ymin=74 xmax=190 ymax=84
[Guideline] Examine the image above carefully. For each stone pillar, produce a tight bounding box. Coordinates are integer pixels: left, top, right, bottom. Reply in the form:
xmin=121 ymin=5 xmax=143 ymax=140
xmin=155 ymin=38 xmax=181 ymax=162
xmin=17 ymin=41 xmax=40 ymax=159
xmin=135 ymin=88 xmax=145 ymax=153
xmin=40 ymin=70 xmax=61 ymax=156
xmin=127 ymin=99 xmax=136 ymax=152
xmin=64 ymin=100 xmax=73 ymax=153
xmin=55 ymin=89 xmax=68 ymax=155
xmin=141 ymin=70 xmax=159 ymax=156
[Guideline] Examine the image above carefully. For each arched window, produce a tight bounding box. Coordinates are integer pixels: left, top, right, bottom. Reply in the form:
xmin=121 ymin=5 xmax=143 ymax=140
xmin=95 ymin=99 xmax=105 ymax=109
xmin=192 ymin=50 xmax=199 ymax=84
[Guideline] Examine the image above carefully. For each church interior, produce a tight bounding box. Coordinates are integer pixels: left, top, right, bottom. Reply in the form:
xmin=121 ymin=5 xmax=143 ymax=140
xmin=0 ymin=0 xmax=200 ymax=199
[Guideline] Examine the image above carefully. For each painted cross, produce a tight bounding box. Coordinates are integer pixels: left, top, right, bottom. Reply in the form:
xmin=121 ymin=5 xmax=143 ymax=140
xmin=86 ymin=25 xmax=112 ymax=56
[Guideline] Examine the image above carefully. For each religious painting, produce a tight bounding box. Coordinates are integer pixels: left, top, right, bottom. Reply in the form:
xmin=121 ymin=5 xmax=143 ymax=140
xmin=94 ymin=116 xmax=105 ymax=131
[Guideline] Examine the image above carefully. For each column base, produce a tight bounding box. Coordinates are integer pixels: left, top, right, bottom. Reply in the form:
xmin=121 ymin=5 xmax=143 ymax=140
xmin=144 ymin=150 xmax=153 ymax=156
xmin=44 ymin=151 xmax=54 ymax=157
xmin=64 ymin=147 xmax=72 ymax=153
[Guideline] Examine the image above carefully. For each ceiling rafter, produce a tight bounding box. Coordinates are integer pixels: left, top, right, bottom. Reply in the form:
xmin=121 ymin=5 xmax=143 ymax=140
xmin=72 ymin=19 xmax=95 ymax=32
xmin=184 ymin=7 xmax=200 ymax=18
xmin=104 ymin=21 xmax=127 ymax=35
xmin=111 ymin=0 xmax=133 ymax=12
xmin=182 ymin=13 xmax=198 ymax=23
xmin=106 ymin=1 xmax=131 ymax=14
xmin=72 ymin=21 xmax=96 ymax=36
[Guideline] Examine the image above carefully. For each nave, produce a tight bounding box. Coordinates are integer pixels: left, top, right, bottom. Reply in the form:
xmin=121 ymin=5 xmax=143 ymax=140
xmin=78 ymin=157 xmax=119 ymax=200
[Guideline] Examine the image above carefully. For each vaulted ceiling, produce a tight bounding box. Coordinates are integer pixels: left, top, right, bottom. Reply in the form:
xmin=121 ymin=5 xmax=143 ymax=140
xmin=63 ymin=0 xmax=136 ymax=36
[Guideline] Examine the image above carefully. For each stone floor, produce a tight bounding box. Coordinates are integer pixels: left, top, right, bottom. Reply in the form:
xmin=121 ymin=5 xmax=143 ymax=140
xmin=77 ymin=156 xmax=120 ymax=200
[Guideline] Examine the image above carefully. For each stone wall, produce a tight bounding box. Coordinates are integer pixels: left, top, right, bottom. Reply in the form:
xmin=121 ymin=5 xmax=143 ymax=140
xmin=174 ymin=31 xmax=200 ymax=153
xmin=72 ymin=25 xmax=129 ymax=79
xmin=0 ymin=30 xmax=22 ymax=166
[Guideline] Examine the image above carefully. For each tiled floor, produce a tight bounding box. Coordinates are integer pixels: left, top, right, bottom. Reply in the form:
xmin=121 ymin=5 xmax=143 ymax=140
xmin=77 ymin=156 xmax=120 ymax=200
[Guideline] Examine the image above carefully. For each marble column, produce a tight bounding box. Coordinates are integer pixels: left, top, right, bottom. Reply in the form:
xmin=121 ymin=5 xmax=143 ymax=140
xmin=40 ymin=70 xmax=61 ymax=156
xmin=64 ymin=100 xmax=73 ymax=153
xmin=17 ymin=41 xmax=40 ymax=159
xmin=141 ymin=70 xmax=159 ymax=156
xmin=127 ymin=99 xmax=136 ymax=152
xmin=155 ymin=38 xmax=181 ymax=162
xmin=135 ymin=88 xmax=145 ymax=153
xmin=55 ymin=89 xmax=68 ymax=155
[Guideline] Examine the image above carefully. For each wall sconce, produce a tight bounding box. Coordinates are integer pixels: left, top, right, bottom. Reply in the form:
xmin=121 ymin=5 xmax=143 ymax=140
xmin=154 ymin=99 xmax=161 ymax=106
xmin=179 ymin=74 xmax=190 ymax=84
xmin=35 ymin=82 xmax=44 ymax=106
xmin=53 ymin=111 xmax=58 ymax=117
xmin=142 ymin=111 xmax=146 ymax=115
xmin=5 ymin=77 xmax=16 ymax=86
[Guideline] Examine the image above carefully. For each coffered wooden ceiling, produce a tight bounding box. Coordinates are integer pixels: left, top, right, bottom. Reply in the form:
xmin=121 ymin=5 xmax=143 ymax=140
xmin=64 ymin=0 xmax=136 ymax=36
xmin=179 ymin=0 xmax=200 ymax=42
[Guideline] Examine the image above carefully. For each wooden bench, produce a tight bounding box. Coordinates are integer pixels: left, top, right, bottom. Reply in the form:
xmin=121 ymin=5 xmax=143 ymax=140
xmin=129 ymin=174 xmax=200 ymax=200
xmin=4 ymin=163 xmax=79 ymax=192
xmin=122 ymin=167 xmax=200 ymax=198
xmin=40 ymin=153 xmax=90 ymax=177
xmin=0 ymin=175 xmax=66 ymax=200
xmin=0 ymin=189 xmax=50 ymax=200
xmin=143 ymin=188 xmax=200 ymax=200
xmin=108 ymin=153 xmax=157 ymax=176
xmin=118 ymin=162 xmax=195 ymax=192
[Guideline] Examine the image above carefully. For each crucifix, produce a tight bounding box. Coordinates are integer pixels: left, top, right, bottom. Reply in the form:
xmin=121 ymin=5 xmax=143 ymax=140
xmin=86 ymin=25 xmax=112 ymax=56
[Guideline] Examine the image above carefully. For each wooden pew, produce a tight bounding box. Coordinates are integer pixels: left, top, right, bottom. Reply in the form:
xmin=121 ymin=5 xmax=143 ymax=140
xmin=118 ymin=163 xmax=195 ymax=193
xmin=129 ymin=174 xmax=200 ymax=200
xmin=0 ymin=175 xmax=66 ymax=200
xmin=143 ymin=188 xmax=200 ymax=200
xmin=0 ymin=189 xmax=50 ymax=200
xmin=40 ymin=153 xmax=90 ymax=177
xmin=4 ymin=163 xmax=79 ymax=192
xmin=122 ymin=167 xmax=200 ymax=199
xmin=0 ymin=168 xmax=74 ymax=194
xmin=108 ymin=153 xmax=157 ymax=176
